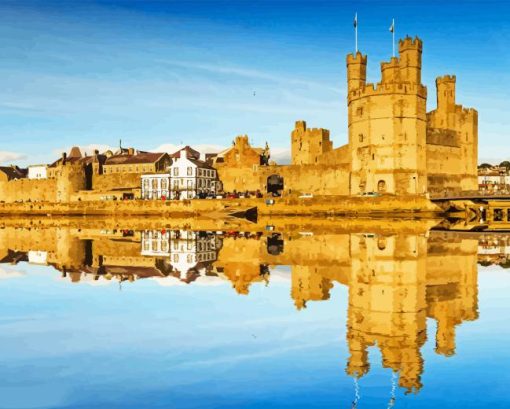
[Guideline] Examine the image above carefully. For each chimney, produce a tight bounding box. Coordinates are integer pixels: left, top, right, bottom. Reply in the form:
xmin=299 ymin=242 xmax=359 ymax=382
xmin=62 ymin=152 xmax=67 ymax=165
xmin=128 ymin=147 xmax=135 ymax=155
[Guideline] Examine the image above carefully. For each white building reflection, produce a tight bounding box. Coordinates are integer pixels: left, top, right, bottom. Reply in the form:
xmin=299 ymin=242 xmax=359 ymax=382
xmin=141 ymin=230 xmax=222 ymax=281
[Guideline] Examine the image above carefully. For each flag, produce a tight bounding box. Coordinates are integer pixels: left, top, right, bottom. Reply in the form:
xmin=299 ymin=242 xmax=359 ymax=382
xmin=389 ymin=19 xmax=394 ymax=33
xmin=354 ymin=13 xmax=357 ymax=28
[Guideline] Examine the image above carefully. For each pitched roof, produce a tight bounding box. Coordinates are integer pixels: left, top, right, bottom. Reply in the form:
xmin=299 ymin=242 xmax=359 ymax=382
xmin=105 ymin=152 xmax=168 ymax=166
xmin=0 ymin=166 xmax=27 ymax=180
xmin=171 ymin=146 xmax=200 ymax=160
xmin=188 ymin=158 xmax=215 ymax=170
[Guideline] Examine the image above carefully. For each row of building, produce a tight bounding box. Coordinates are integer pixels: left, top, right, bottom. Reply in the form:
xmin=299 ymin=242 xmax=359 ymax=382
xmin=1 ymin=35 xmax=480 ymax=203
xmin=478 ymin=164 xmax=510 ymax=193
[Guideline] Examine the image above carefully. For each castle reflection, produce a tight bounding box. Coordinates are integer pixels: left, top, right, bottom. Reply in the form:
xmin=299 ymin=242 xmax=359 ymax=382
xmin=0 ymin=225 xmax=506 ymax=394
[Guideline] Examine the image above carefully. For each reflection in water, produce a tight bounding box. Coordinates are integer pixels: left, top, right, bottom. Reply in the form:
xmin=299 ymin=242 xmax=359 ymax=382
xmin=0 ymin=225 xmax=506 ymax=397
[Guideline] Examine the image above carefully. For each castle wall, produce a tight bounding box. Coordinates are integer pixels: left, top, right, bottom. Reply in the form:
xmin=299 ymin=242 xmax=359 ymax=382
xmin=217 ymin=163 xmax=350 ymax=196
xmin=316 ymin=144 xmax=350 ymax=165
xmin=426 ymin=144 xmax=476 ymax=194
xmin=92 ymin=173 xmax=142 ymax=192
xmin=0 ymin=178 xmax=57 ymax=203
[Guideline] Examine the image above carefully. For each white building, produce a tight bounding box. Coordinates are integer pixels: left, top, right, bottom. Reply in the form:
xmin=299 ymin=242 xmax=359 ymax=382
xmin=140 ymin=148 xmax=218 ymax=200
xmin=170 ymin=149 xmax=217 ymax=199
xmin=141 ymin=174 xmax=171 ymax=200
xmin=28 ymin=165 xmax=47 ymax=180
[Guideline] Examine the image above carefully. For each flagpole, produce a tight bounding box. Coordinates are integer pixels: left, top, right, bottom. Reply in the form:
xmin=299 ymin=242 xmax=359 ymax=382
xmin=392 ymin=18 xmax=395 ymax=57
xmin=355 ymin=13 xmax=358 ymax=53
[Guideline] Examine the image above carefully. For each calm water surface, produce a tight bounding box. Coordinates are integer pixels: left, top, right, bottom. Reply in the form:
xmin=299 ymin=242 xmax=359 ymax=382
xmin=0 ymin=226 xmax=509 ymax=408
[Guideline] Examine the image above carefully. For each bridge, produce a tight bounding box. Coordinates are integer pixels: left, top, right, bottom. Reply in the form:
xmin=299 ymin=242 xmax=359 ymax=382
xmin=431 ymin=193 xmax=510 ymax=232
xmin=431 ymin=194 xmax=510 ymax=202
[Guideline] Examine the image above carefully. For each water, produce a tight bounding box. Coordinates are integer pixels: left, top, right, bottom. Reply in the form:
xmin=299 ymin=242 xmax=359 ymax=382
xmin=0 ymin=225 xmax=509 ymax=408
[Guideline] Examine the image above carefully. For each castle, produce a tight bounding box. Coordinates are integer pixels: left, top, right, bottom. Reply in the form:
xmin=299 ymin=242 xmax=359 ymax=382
xmin=0 ymin=35 xmax=478 ymax=203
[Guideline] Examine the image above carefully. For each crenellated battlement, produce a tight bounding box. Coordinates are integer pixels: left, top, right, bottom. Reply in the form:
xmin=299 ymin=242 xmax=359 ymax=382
xmin=381 ymin=57 xmax=399 ymax=71
xmin=346 ymin=51 xmax=368 ymax=65
xmin=291 ymin=120 xmax=332 ymax=165
xmin=436 ymin=75 xmax=456 ymax=84
xmin=349 ymin=81 xmax=427 ymax=101
xmin=399 ymin=36 xmax=423 ymax=52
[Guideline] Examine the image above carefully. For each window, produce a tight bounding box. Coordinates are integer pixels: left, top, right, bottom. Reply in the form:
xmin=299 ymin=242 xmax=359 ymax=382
xmin=161 ymin=178 xmax=168 ymax=190
xmin=173 ymin=168 xmax=179 ymax=176
xmin=359 ymin=134 xmax=363 ymax=142
xmin=187 ymin=167 xmax=193 ymax=176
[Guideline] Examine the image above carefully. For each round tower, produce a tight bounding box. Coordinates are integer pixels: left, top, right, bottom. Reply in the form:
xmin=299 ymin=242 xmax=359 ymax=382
xmin=56 ymin=160 xmax=87 ymax=202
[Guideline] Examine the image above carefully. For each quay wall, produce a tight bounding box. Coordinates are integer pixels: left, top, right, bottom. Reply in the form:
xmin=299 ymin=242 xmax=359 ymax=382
xmin=0 ymin=195 xmax=443 ymax=218
xmin=0 ymin=179 xmax=57 ymax=203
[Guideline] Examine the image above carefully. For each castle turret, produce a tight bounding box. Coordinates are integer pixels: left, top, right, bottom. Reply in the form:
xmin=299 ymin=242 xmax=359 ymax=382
xmin=346 ymin=52 xmax=367 ymax=96
xmin=381 ymin=57 xmax=400 ymax=83
xmin=291 ymin=121 xmax=332 ymax=165
xmin=436 ymin=75 xmax=456 ymax=113
xmin=398 ymin=36 xmax=422 ymax=84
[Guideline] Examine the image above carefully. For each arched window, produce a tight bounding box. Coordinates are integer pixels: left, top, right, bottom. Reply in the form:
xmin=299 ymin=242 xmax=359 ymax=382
xmin=377 ymin=237 xmax=387 ymax=251
xmin=377 ymin=180 xmax=386 ymax=193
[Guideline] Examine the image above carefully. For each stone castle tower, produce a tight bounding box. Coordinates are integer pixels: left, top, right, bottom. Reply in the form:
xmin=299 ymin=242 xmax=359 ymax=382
xmin=347 ymin=37 xmax=427 ymax=195
xmin=427 ymin=75 xmax=478 ymax=192
xmin=291 ymin=120 xmax=333 ymax=165
xmin=55 ymin=151 xmax=88 ymax=202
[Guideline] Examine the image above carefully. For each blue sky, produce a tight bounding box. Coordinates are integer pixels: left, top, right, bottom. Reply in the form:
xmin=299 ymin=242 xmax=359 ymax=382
xmin=0 ymin=0 xmax=509 ymax=166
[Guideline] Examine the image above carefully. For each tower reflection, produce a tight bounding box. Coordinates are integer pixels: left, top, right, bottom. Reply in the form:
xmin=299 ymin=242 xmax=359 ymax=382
xmin=0 ymin=224 xmax=496 ymax=394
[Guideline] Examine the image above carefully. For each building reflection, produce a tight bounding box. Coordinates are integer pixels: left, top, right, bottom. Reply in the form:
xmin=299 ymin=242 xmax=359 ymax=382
xmin=0 ymin=225 xmax=501 ymax=394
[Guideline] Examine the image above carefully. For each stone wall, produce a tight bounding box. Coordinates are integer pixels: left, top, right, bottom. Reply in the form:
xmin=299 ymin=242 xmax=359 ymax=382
xmin=93 ymin=173 xmax=142 ymax=192
xmin=0 ymin=178 xmax=57 ymax=203
xmin=426 ymin=144 xmax=477 ymax=194
xmin=217 ymin=163 xmax=350 ymax=196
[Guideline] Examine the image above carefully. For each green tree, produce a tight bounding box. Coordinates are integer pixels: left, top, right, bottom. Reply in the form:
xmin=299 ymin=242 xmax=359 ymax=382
xmin=499 ymin=161 xmax=510 ymax=170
